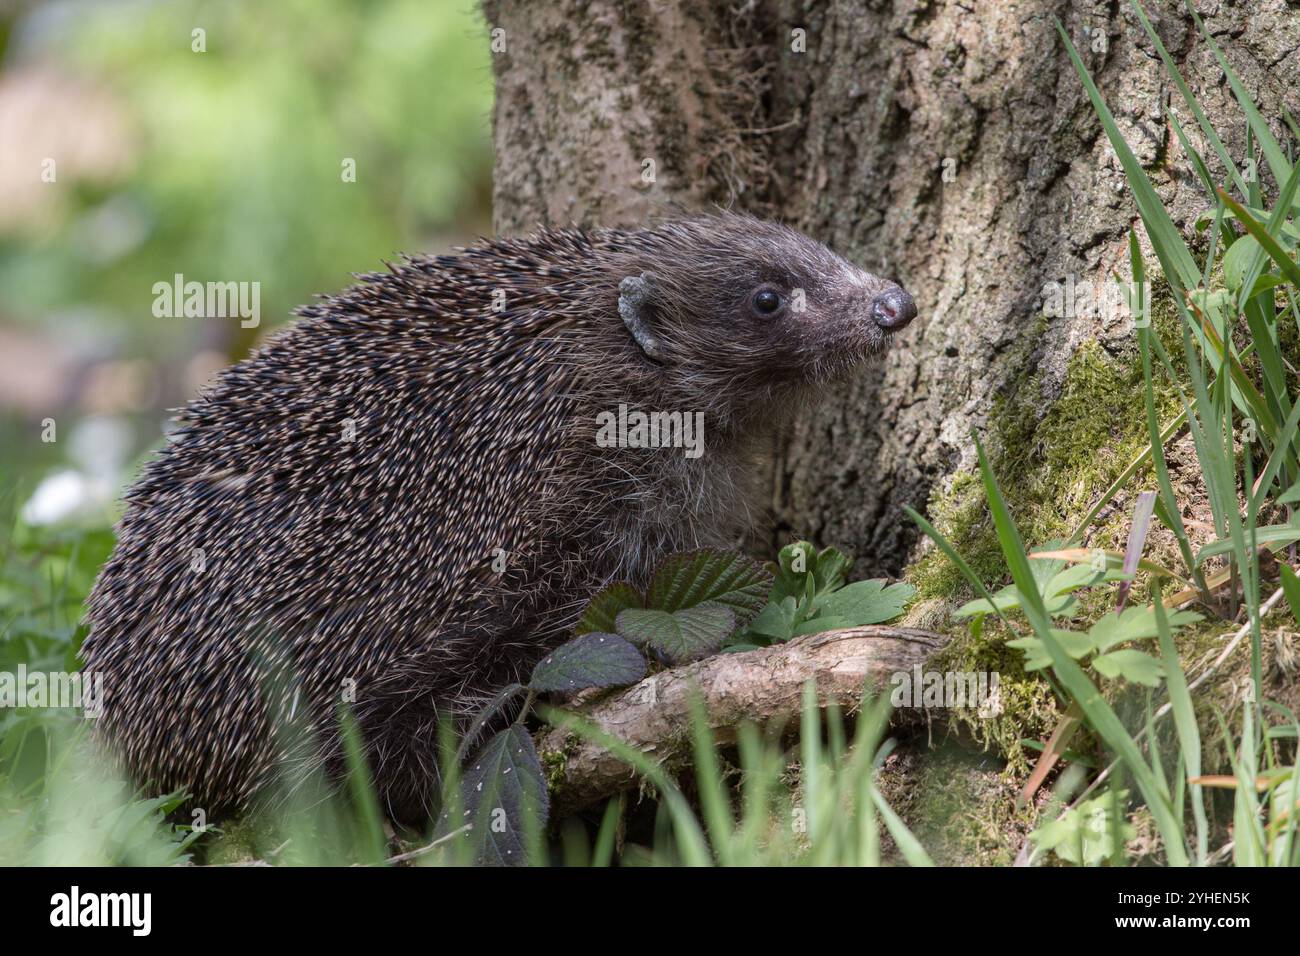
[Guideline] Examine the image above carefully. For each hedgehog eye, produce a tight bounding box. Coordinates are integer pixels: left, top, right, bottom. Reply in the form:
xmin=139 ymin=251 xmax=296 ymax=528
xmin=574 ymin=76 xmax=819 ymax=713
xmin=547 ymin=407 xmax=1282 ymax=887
xmin=751 ymin=288 xmax=784 ymax=317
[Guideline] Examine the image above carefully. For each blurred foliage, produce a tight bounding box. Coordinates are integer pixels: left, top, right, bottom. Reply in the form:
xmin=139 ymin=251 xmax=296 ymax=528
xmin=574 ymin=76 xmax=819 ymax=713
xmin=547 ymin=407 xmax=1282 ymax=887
xmin=0 ymin=0 xmax=493 ymax=509
xmin=1 ymin=0 xmax=493 ymax=366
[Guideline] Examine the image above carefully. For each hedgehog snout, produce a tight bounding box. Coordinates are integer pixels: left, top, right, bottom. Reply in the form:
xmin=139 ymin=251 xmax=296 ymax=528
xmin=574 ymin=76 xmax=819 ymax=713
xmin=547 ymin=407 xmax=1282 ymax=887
xmin=871 ymin=286 xmax=916 ymax=331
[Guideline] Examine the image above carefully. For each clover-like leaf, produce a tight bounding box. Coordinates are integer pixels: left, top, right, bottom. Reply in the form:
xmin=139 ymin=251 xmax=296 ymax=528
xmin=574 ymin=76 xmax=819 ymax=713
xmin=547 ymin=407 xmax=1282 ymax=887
xmin=1008 ymin=629 xmax=1095 ymax=671
xmin=1007 ymin=636 xmax=1052 ymax=671
xmin=616 ymin=603 xmax=736 ymax=665
xmin=436 ymin=725 xmax=549 ymax=867
xmin=1091 ymin=649 xmax=1163 ymax=686
xmin=574 ymin=582 xmax=644 ymax=635
xmin=644 ymin=549 xmax=771 ymax=624
xmin=1087 ymin=605 xmax=1203 ymax=654
xmin=529 ymin=633 xmax=646 ymax=693
xmin=956 ymin=563 xmax=1128 ymax=620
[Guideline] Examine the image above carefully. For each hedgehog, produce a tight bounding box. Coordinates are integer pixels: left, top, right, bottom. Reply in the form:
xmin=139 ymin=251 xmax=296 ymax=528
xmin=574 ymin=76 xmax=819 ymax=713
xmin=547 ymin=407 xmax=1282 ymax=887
xmin=81 ymin=213 xmax=917 ymax=823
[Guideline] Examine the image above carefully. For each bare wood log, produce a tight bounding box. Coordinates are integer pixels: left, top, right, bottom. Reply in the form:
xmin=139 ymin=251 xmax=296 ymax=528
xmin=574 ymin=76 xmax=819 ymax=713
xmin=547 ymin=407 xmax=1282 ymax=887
xmin=537 ymin=626 xmax=945 ymax=813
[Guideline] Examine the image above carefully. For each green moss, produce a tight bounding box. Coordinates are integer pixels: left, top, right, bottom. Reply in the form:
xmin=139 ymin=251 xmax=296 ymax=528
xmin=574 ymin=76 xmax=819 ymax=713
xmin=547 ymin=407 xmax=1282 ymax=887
xmin=540 ymin=743 xmax=572 ymax=792
xmin=878 ymin=737 xmax=1037 ymax=865
xmin=904 ymin=280 xmax=1187 ymax=763
xmin=202 ymin=816 xmax=273 ymax=865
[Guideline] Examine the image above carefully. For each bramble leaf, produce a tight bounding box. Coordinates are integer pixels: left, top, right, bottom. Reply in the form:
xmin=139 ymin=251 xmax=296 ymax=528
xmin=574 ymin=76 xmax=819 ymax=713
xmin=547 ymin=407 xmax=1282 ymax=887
xmin=644 ymin=549 xmax=771 ymax=624
xmin=529 ymin=633 xmax=646 ymax=693
xmin=574 ymin=582 xmax=644 ymax=635
xmin=616 ymin=604 xmax=736 ymax=665
xmin=437 ymin=725 xmax=548 ymax=867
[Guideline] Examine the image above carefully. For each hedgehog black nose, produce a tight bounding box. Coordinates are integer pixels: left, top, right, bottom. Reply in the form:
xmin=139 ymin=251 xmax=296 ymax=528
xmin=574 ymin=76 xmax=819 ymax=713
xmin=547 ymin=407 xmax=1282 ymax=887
xmin=871 ymin=288 xmax=916 ymax=330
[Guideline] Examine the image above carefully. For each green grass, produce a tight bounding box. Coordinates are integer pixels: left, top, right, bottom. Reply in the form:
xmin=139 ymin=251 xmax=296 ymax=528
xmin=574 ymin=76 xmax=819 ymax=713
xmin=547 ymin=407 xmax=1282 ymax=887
xmin=905 ymin=1 xmax=1300 ymax=866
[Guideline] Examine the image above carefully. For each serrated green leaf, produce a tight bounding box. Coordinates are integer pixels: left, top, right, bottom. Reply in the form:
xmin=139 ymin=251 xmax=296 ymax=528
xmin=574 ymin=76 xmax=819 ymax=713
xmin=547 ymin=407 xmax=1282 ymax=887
xmin=437 ymin=725 xmax=548 ymax=867
xmin=1009 ymin=629 xmax=1095 ymax=671
xmin=574 ymin=582 xmax=643 ymax=635
xmin=645 ymin=549 xmax=771 ymax=623
xmin=616 ymin=604 xmax=736 ymax=665
xmin=1087 ymin=605 xmax=1203 ymax=654
xmin=528 ymin=633 xmax=646 ymax=693
xmin=1092 ymin=649 xmax=1164 ymax=686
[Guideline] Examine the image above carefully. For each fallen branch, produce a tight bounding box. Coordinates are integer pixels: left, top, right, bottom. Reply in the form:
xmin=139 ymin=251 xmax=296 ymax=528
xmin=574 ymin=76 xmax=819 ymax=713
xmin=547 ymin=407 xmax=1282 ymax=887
xmin=536 ymin=625 xmax=946 ymax=813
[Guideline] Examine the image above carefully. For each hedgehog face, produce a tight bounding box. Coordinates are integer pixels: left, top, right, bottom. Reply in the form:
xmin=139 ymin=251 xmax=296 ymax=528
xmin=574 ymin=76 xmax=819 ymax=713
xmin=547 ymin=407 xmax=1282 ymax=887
xmin=717 ymin=241 xmax=916 ymax=386
xmin=615 ymin=216 xmax=916 ymax=408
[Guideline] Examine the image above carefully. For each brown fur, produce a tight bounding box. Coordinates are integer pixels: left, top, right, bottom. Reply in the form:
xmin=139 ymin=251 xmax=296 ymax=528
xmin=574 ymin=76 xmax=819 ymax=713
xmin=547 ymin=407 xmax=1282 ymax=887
xmin=81 ymin=213 xmax=906 ymax=822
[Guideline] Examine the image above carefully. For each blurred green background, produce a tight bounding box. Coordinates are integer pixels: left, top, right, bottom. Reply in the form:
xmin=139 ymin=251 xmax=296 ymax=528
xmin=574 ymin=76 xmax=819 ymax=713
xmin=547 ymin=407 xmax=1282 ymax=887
xmin=0 ymin=0 xmax=494 ymax=525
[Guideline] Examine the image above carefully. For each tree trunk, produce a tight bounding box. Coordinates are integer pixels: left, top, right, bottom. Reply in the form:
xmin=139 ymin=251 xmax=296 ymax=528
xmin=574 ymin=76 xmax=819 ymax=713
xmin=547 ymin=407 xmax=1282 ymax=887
xmin=483 ymin=0 xmax=1300 ymax=574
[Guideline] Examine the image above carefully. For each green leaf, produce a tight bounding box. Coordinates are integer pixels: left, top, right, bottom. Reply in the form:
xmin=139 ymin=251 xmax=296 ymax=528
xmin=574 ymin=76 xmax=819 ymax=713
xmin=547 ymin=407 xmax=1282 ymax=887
xmin=616 ymin=604 xmax=736 ymax=665
xmin=1196 ymin=522 xmax=1300 ymax=564
xmin=1030 ymin=790 xmax=1135 ymax=866
xmin=574 ymin=582 xmax=643 ymax=635
xmin=1222 ymin=233 xmax=1262 ymax=294
xmin=528 ymin=633 xmax=646 ymax=693
xmin=1092 ymin=649 xmax=1164 ymax=686
xmin=791 ymin=615 xmax=855 ymax=637
xmin=438 ymin=725 xmax=549 ymax=867
xmin=1280 ymin=565 xmax=1300 ymax=629
xmin=1087 ymin=605 xmax=1204 ymax=654
xmin=1007 ymin=636 xmax=1052 ymax=671
xmin=645 ymin=549 xmax=771 ymax=624
xmin=745 ymin=596 xmax=800 ymax=642
xmin=1009 ymin=629 xmax=1094 ymax=671
xmin=769 ymin=541 xmax=851 ymax=603
xmin=815 ymin=579 xmax=915 ymax=625
xmin=1218 ymin=191 xmax=1300 ymax=291
xmin=954 ymin=561 xmax=1122 ymax=619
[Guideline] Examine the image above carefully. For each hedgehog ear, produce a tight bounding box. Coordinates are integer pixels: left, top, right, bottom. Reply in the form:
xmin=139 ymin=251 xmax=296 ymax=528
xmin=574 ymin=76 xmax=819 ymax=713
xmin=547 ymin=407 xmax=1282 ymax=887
xmin=618 ymin=272 xmax=666 ymax=363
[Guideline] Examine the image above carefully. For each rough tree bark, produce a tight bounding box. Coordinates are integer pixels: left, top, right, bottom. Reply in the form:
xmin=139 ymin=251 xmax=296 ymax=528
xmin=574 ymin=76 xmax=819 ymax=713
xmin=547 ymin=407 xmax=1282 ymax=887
xmin=483 ymin=0 xmax=1299 ymax=575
